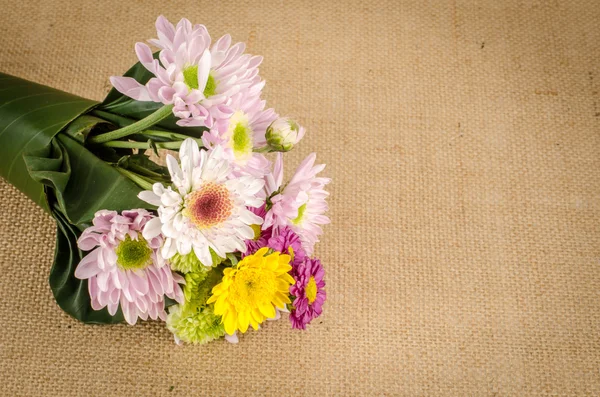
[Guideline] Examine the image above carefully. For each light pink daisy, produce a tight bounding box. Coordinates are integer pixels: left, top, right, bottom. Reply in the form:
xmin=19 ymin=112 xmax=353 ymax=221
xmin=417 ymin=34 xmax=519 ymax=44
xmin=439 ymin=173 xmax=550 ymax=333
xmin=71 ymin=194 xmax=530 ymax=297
xmin=202 ymin=83 xmax=277 ymax=177
xmin=264 ymin=153 xmax=330 ymax=255
xmin=75 ymin=209 xmax=184 ymax=325
xmin=110 ymin=15 xmax=264 ymax=128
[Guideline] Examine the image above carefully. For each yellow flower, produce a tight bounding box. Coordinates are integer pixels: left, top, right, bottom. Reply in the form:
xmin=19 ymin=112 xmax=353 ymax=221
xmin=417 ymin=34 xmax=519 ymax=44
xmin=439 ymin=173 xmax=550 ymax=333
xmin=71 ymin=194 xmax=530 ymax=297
xmin=207 ymin=248 xmax=295 ymax=335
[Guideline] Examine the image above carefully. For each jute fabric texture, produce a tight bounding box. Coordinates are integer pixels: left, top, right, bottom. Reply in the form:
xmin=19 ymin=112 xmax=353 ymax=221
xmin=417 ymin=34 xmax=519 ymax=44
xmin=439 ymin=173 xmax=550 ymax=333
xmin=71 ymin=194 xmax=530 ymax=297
xmin=1 ymin=0 xmax=599 ymax=395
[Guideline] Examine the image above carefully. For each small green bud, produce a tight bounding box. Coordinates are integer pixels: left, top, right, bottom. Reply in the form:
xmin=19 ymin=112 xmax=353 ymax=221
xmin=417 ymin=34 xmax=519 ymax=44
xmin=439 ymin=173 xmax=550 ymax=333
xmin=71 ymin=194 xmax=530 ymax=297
xmin=265 ymin=117 xmax=305 ymax=152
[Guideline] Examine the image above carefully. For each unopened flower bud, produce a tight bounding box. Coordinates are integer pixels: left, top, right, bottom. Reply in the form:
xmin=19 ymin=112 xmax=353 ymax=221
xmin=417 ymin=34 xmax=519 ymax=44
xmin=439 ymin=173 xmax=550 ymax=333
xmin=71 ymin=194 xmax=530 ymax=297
xmin=265 ymin=118 xmax=305 ymax=152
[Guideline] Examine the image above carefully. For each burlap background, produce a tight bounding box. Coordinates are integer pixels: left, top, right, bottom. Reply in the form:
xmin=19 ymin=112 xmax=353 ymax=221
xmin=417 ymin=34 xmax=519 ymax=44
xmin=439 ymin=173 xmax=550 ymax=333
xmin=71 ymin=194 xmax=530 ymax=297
xmin=1 ymin=0 xmax=599 ymax=395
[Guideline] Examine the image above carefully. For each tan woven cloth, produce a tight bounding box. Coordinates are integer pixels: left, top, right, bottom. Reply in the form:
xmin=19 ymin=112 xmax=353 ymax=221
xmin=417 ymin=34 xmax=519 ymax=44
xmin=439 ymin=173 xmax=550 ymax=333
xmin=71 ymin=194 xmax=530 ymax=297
xmin=1 ymin=0 xmax=599 ymax=395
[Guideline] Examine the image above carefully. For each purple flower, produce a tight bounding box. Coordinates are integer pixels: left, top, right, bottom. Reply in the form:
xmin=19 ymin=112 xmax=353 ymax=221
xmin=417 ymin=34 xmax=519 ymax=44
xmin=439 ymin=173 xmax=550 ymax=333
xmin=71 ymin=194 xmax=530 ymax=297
xmin=267 ymin=227 xmax=306 ymax=266
xmin=289 ymin=257 xmax=326 ymax=329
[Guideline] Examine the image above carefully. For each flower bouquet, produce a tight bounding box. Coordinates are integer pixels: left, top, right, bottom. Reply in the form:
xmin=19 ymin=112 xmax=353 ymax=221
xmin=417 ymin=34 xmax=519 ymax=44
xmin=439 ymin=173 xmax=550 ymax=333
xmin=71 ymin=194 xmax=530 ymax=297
xmin=0 ymin=16 xmax=330 ymax=344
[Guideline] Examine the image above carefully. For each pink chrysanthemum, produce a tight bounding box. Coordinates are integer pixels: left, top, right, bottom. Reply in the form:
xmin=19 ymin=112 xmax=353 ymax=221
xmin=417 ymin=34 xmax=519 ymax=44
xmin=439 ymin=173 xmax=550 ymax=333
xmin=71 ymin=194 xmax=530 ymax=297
xmin=202 ymin=83 xmax=277 ymax=177
xmin=289 ymin=257 xmax=326 ymax=329
xmin=267 ymin=227 xmax=306 ymax=266
xmin=110 ymin=15 xmax=264 ymax=128
xmin=75 ymin=209 xmax=184 ymax=325
xmin=264 ymin=153 xmax=331 ymax=255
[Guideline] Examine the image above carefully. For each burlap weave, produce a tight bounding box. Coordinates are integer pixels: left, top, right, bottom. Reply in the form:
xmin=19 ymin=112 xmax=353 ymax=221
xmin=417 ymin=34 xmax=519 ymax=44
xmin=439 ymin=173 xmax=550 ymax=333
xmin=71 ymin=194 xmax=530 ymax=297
xmin=1 ymin=0 xmax=599 ymax=395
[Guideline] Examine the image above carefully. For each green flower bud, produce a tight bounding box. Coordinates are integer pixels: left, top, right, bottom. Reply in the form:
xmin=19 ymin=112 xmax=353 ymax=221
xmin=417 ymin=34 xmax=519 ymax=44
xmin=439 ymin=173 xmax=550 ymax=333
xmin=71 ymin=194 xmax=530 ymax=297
xmin=265 ymin=117 xmax=305 ymax=152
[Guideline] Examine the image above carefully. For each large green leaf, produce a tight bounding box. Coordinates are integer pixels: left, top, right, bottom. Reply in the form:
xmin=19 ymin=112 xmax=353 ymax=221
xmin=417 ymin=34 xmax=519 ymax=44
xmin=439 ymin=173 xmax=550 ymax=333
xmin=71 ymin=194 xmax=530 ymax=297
xmin=0 ymin=73 xmax=98 ymax=211
xmin=25 ymin=135 xmax=149 ymax=225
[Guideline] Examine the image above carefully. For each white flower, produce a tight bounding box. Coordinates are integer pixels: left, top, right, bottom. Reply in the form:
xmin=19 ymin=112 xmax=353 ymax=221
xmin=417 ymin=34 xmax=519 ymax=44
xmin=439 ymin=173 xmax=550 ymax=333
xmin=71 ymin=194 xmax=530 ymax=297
xmin=138 ymin=139 xmax=265 ymax=266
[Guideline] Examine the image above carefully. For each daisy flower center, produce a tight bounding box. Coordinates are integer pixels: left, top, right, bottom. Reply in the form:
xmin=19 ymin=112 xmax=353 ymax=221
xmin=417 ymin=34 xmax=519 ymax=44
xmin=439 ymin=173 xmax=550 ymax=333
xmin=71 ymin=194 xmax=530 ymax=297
xmin=115 ymin=235 xmax=152 ymax=270
xmin=203 ymin=73 xmax=218 ymax=97
xmin=183 ymin=65 xmax=218 ymax=98
xmin=229 ymin=268 xmax=277 ymax=309
xmin=305 ymin=276 xmax=318 ymax=304
xmin=291 ymin=203 xmax=307 ymax=225
xmin=226 ymin=111 xmax=254 ymax=162
xmin=184 ymin=182 xmax=233 ymax=229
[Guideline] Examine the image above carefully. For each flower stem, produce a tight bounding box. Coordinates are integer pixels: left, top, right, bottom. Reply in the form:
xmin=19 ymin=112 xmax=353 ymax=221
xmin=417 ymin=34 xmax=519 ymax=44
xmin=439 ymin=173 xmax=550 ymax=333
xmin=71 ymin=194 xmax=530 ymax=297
xmin=88 ymin=105 xmax=174 ymax=144
xmin=115 ymin=167 xmax=155 ymax=190
xmin=126 ymin=162 xmax=168 ymax=180
xmin=141 ymin=129 xmax=196 ymax=141
xmin=102 ymin=140 xmax=188 ymax=150
xmin=253 ymin=146 xmax=271 ymax=153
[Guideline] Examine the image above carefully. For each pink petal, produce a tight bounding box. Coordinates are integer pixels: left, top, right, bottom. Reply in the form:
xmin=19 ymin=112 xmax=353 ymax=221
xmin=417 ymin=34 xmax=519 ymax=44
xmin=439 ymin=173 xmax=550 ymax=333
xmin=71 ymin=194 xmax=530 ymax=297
xmin=74 ymin=249 xmax=101 ymax=279
xmin=128 ymin=271 xmax=149 ymax=295
xmin=109 ymin=76 xmax=152 ymax=101
xmin=135 ymin=42 xmax=155 ymax=73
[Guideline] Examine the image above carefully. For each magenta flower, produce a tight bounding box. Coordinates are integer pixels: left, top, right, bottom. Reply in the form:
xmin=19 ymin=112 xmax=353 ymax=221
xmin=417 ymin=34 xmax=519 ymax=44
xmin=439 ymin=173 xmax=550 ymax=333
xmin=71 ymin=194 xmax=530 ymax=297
xmin=75 ymin=209 xmax=184 ymax=325
xmin=289 ymin=257 xmax=326 ymax=329
xmin=267 ymin=227 xmax=306 ymax=266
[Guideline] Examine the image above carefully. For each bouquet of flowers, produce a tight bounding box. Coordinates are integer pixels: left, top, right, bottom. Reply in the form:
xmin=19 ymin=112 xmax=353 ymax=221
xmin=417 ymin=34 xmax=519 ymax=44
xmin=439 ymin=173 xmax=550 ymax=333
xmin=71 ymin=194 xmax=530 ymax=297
xmin=0 ymin=16 xmax=330 ymax=344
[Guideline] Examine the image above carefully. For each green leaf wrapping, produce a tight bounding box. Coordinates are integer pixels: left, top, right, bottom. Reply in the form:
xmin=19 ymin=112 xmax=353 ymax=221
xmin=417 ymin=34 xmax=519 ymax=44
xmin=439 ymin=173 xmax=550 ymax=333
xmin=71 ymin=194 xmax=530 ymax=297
xmin=24 ymin=135 xmax=149 ymax=226
xmin=0 ymin=72 xmax=169 ymax=323
xmin=0 ymin=73 xmax=98 ymax=211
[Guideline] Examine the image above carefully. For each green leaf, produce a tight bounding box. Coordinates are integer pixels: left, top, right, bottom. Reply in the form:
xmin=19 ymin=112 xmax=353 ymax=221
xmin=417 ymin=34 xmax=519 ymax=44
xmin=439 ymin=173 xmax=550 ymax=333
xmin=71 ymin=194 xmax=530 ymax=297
xmin=25 ymin=134 xmax=149 ymax=225
xmin=62 ymin=115 xmax=111 ymax=143
xmin=0 ymin=73 xmax=98 ymax=211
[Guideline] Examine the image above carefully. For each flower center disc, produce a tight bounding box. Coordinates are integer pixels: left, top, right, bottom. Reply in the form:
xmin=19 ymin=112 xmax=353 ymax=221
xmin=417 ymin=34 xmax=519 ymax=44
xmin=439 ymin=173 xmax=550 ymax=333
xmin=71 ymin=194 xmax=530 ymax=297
xmin=116 ymin=235 xmax=152 ymax=270
xmin=183 ymin=66 xmax=218 ymax=98
xmin=305 ymin=276 xmax=318 ymax=304
xmin=292 ymin=203 xmax=307 ymax=225
xmin=250 ymin=224 xmax=262 ymax=241
xmin=230 ymin=268 xmax=276 ymax=309
xmin=185 ymin=182 xmax=233 ymax=229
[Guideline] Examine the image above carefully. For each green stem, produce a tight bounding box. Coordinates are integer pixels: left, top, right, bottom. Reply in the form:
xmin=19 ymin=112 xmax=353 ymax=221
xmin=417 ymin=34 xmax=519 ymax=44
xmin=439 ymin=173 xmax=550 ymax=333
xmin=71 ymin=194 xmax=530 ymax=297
xmin=88 ymin=105 xmax=174 ymax=144
xmin=115 ymin=167 xmax=154 ymax=190
xmin=253 ymin=146 xmax=271 ymax=153
xmin=102 ymin=140 xmax=188 ymax=150
xmin=127 ymin=162 xmax=168 ymax=180
xmin=141 ymin=129 xmax=197 ymax=141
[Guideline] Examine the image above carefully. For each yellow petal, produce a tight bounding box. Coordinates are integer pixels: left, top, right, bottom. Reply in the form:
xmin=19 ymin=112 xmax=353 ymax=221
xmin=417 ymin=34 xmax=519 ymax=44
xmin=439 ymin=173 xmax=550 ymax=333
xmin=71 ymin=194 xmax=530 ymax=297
xmin=206 ymin=293 xmax=218 ymax=304
xmin=238 ymin=310 xmax=250 ymax=333
xmin=258 ymin=301 xmax=276 ymax=318
xmin=224 ymin=311 xmax=238 ymax=335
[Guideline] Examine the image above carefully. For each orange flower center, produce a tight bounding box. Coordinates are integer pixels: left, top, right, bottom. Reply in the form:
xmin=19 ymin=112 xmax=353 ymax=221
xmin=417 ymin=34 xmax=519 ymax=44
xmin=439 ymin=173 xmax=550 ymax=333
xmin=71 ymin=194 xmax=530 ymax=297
xmin=184 ymin=183 xmax=233 ymax=229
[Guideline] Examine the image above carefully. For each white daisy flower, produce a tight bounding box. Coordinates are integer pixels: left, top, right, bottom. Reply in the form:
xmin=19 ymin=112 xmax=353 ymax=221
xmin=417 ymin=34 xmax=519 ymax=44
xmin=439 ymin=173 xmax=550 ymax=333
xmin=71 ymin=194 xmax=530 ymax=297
xmin=138 ymin=139 xmax=264 ymax=266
